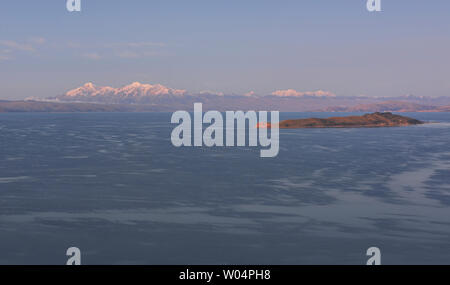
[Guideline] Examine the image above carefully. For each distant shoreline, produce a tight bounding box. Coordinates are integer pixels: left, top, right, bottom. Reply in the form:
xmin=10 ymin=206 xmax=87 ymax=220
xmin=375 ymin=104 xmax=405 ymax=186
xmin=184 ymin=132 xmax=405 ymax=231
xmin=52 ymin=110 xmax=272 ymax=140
xmin=1 ymin=100 xmax=450 ymax=113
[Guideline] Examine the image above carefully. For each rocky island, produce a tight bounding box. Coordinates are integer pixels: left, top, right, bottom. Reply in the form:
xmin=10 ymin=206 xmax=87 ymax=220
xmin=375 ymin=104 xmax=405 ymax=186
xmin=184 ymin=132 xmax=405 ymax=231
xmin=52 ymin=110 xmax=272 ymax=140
xmin=268 ymin=112 xmax=424 ymax=129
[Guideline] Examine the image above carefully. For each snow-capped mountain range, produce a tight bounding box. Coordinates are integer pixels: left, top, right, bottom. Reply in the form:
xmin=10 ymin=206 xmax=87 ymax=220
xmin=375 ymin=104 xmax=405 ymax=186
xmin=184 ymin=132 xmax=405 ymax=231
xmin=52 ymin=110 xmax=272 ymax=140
xmin=52 ymin=82 xmax=187 ymax=104
xmin=28 ymin=81 xmax=450 ymax=112
xmin=53 ymin=81 xmax=338 ymax=102
xmin=43 ymin=81 xmax=342 ymax=109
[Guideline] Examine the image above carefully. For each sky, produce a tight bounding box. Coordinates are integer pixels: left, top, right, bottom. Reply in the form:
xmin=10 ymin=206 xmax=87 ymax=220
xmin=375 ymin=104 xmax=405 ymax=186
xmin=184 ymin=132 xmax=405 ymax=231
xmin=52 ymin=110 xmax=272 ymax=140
xmin=0 ymin=0 xmax=449 ymax=100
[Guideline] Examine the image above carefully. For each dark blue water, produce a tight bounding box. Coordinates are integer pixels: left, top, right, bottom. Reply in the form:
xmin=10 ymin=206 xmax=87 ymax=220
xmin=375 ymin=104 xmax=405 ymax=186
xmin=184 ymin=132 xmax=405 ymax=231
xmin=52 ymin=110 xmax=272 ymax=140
xmin=0 ymin=112 xmax=449 ymax=264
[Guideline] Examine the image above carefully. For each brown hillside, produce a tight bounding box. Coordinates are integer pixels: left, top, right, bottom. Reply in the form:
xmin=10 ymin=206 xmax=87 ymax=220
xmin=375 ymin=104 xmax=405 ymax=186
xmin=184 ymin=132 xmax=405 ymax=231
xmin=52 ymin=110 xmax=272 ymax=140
xmin=277 ymin=112 xmax=423 ymax=129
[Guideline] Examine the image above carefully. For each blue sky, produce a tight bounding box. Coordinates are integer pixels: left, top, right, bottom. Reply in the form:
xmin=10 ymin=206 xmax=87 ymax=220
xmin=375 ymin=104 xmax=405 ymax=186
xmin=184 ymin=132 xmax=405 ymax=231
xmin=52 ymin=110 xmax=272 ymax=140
xmin=0 ymin=0 xmax=449 ymax=99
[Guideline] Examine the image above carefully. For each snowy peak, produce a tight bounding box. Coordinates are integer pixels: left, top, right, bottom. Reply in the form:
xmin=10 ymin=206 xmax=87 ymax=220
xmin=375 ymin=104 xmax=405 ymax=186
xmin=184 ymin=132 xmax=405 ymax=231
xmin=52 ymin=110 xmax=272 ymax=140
xmin=83 ymin=82 xmax=96 ymax=88
xmin=60 ymin=81 xmax=187 ymax=101
xmin=65 ymin=82 xmax=99 ymax=97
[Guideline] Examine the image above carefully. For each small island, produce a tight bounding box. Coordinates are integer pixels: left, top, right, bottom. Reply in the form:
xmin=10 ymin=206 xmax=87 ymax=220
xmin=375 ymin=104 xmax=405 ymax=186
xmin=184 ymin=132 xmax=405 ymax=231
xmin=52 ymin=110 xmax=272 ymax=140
xmin=259 ymin=112 xmax=424 ymax=129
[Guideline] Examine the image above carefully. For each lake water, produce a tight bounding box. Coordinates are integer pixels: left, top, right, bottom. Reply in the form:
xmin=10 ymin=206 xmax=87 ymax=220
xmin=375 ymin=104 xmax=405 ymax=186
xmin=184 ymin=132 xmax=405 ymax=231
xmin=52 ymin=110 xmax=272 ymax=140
xmin=0 ymin=112 xmax=449 ymax=264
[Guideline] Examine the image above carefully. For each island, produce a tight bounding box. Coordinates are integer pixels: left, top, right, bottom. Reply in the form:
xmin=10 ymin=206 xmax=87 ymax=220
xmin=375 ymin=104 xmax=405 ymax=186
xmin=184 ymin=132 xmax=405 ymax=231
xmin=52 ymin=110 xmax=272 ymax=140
xmin=259 ymin=112 xmax=424 ymax=129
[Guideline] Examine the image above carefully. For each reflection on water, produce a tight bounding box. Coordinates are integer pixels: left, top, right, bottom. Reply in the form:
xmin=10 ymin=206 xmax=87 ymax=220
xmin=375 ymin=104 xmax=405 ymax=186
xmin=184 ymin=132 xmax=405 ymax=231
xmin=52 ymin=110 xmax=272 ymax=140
xmin=0 ymin=112 xmax=449 ymax=264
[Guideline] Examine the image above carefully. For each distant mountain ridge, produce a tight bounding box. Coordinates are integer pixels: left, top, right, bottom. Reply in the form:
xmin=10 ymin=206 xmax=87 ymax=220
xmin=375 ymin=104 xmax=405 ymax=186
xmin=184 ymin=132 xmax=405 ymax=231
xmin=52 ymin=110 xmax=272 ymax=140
xmin=51 ymin=82 xmax=338 ymax=104
xmin=323 ymin=101 xmax=450 ymax=112
xmin=1 ymin=81 xmax=448 ymax=112
xmin=34 ymin=81 xmax=361 ymax=111
xmin=0 ymin=100 xmax=170 ymax=113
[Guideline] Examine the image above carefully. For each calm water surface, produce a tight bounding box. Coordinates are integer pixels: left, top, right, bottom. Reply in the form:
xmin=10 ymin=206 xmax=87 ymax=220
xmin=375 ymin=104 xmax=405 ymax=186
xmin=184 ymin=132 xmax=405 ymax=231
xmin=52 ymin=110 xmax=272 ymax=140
xmin=0 ymin=112 xmax=449 ymax=264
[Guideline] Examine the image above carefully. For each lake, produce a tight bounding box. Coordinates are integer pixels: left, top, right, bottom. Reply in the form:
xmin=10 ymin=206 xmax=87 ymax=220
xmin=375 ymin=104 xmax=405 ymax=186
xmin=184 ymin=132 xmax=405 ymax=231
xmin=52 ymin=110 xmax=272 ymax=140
xmin=0 ymin=112 xmax=449 ymax=264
